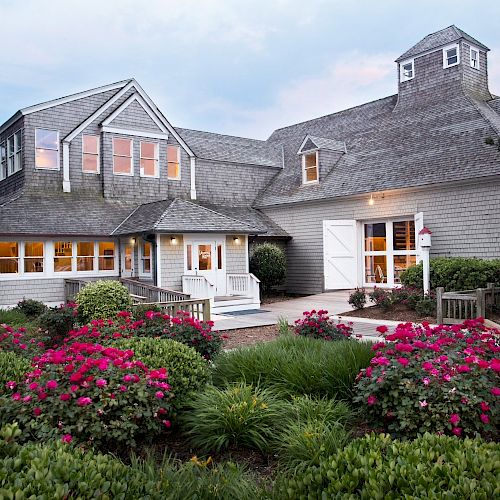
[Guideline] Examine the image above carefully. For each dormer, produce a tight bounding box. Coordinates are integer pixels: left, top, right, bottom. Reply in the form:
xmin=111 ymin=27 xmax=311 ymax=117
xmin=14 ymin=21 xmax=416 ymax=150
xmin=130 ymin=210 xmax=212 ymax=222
xmin=297 ymin=135 xmax=346 ymax=185
xmin=395 ymin=25 xmax=492 ymax=107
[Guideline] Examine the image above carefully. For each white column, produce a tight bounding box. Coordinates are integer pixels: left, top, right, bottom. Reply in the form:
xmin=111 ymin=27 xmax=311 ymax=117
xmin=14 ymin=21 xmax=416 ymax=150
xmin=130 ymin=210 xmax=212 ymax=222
xmin=422 ymin=247 xmax=430 ymax=295
xmin=190 ymin=156 xmax=197 ymax=200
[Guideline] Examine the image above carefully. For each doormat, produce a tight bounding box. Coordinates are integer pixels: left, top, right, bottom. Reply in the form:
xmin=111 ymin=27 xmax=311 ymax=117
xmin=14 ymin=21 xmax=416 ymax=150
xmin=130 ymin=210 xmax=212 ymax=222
xmin=222 ymin=309 xmax=270 ymax=316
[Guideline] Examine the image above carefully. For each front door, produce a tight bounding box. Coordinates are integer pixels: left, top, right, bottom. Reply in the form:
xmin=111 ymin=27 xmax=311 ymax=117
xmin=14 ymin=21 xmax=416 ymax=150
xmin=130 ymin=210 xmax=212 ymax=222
xmin=120 ymin=240 xmax=134 ymax=278
xmin=185 ymin=238 xmax=226 ymax=295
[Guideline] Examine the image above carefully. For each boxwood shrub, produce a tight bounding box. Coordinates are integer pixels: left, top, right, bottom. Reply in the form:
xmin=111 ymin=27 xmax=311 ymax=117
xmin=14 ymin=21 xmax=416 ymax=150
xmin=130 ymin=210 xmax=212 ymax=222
xmin=274 ymin=433 xmax=500 ymax=499
xmin=249 ymin=243 xmax=286 ymax=295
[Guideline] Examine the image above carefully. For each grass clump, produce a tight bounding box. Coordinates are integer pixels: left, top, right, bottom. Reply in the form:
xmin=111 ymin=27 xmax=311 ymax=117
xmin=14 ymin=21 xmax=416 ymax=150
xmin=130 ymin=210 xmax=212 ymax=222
xmin=212 ymin=335 xmax=373 ymax=400
xmin=0 ymin=308 xmax=29 ymax=327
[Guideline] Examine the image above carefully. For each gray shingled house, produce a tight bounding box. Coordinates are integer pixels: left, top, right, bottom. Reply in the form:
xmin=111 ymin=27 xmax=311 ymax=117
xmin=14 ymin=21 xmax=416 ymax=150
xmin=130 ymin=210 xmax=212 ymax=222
xmin=1 ymin=26 xmax=499 ymax=310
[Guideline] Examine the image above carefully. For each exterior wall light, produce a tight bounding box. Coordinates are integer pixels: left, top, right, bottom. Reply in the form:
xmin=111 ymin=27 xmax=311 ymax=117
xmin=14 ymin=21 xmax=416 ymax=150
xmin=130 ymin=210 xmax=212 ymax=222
xmin=233 ymin=236 xmax=241 ymax=245
xmin=130 ymin=237 xmax=136 ymax=244
xmin=368 ymin=194 xmax=375 ymax=206
xmin=170 ymin=236 xmax=178 ymax=245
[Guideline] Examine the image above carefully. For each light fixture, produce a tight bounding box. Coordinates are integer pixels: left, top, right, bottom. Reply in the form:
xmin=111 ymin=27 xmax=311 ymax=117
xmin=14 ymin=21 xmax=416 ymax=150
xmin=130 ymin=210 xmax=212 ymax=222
xmin=233 ymin=236 xmax=241 ymax=245
xmin=170 ymin=236 xmax=178 ymax=245
xmin=130 ymin=237 xmax=136 ymax=244
xmin=368 ymin=194 xmax=374 ymax=206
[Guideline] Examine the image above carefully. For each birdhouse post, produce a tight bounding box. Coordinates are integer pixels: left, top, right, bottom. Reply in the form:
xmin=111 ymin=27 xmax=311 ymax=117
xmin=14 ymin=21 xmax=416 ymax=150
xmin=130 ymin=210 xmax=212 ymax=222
xmin=419 ymin=227 xmax=432 ymax=295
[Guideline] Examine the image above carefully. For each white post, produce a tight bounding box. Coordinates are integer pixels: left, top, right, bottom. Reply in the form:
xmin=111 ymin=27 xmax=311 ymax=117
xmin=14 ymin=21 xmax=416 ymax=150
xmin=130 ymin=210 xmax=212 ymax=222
xmin=418 ymin=228 xmax=432 ymax=295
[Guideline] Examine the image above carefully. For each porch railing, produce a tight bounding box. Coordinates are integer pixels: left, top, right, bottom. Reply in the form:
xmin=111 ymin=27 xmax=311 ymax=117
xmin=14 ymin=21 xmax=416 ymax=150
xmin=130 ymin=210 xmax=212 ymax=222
xmin=138 ymin=298 xmax=211 ymax=322
xmin=227 ymin=273 xmax=260 ymax=303
xmin=64 ymin=279 xmax=88 ymax=302
xmin=119 ymin=278 xmax=190 ymax=303
xmin=436 ymin=283 xmax=500 ymax=324
xmin=182 ymin=275 xmax=216 ymax=300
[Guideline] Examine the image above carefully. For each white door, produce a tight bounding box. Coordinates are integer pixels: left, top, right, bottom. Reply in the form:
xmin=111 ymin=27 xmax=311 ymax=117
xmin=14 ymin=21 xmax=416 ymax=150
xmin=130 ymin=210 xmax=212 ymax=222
xmin=323 ymin=220 xmax=358 ymax=289
xmin=185 ymin=239 xmax=226 ymax=295
xmin=120 ymin=240 xmax=134 ymax=278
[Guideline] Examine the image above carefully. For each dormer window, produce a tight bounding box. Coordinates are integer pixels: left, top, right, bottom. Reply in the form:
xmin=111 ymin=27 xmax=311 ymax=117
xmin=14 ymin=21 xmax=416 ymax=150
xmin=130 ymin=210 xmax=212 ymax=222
xmin=302 ymin=152 xmax=318 ymax=184
xmin=443 ymin=44 xmax=459 ymax=68
xmin=400 ymin=59 xmax=414 ymax=82
xmin=470 ymin=46 xmax=480 ymax=69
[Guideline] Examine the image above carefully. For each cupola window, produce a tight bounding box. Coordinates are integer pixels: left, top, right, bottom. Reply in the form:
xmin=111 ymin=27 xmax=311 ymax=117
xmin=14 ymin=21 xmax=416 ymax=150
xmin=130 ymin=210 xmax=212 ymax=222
xmin=443 ymin=44 xmax=459 ymax=68
xmin=470 ymin=47 xmax=480 ymax=69
xmin=400 ymin=59 xmax=414 ymax=82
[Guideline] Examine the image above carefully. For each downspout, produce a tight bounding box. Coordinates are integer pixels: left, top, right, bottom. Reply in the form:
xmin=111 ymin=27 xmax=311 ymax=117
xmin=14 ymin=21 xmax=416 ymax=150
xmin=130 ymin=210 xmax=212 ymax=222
xmin=190 ymin=156 xmax=197 ymax=200
xmin=62 ymin=141 xmax=71 ymax=192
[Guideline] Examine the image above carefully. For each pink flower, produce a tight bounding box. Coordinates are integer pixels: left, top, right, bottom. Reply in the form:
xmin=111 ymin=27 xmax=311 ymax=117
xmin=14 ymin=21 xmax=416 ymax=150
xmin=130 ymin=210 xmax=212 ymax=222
xmin=480 ymin=413 xmax=490 ymax=424
xmin=422 ymin=362 xmax=434 ymax=371
xmin=119 ymin=385 xmax=127 ymax=392
xmin=70 ymin=385 xmax=79 ymax=392
xmin=46 ymin=380 xmax=58 ymax=390
xmin=76 ymin=397 xmax=92 ymax=406
xmin=491 ymin=359 xmax=500 ymax=372
xmin=155 ymin=391 xmax=164 ymax=399
xmin=22 ymin=395 xmax=32 ymax=403
xmin=419 ymin=400 xmax=428 ymax=407
xmin=480 ymin=402 xmax=490 ymax=412
xmin=60 ymin=393 xmax=71 ymax=401
xmin=162 ymin=420 xmax=171 ymax=428
xmin=96 ymin=378 xmax=107 ymax=388
xmin=422 ymin=377 xmax=430 ymax=386
xmin=123 ymin=374 xmax=134 ymax=383
xmin=367 ymin=395 xmax=377 ymax=405
xmin=11 ymin=393 xmax=21 ymax=401
xmin=38 ymin=392 xmax=48 ymax=401
xmin=61 ymin=434 xmax=73 ymax=444
xmin=28 ymin=382 xmax=39 ymax=391
xmin=33 ymin=407 xmax=42 ymax=416
xmin=457 ymin=365 xmax=470 ymax=373
xmin=397 ymin=357 xmax=409 ymax=367
xmin=491 ymin=387 xmax=500 ymax=396
xmin=371 ymin=356 xmax=390 ymax=366
xmin=449 ymin=414 xmax=460 ymax=426
xmin=5 ymin=381 xmax=16 ymax=390
xmin=442 ymin=374 xmax=452 ymax=382
xmin=452 ymin=427 xmax=462 ymax=436
xmin=376 ymin=325 xmax=388 ymax=334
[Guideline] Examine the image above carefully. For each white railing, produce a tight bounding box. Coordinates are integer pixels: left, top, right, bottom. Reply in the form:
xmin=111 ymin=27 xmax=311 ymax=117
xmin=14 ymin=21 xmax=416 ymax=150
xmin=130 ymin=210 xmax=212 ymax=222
xmin=227 ymin=273 xmax=260 ymax=303
xmin=182 ymin=275 xmax=216 ymax=301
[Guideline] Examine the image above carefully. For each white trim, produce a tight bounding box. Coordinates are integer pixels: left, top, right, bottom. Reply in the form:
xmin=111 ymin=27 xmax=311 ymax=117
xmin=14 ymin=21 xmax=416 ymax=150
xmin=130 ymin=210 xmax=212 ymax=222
xmin=302 ymin=150 xmax=319 ymax=185
xmin=297 ymin=135 xmax=318 ymax=155
xmin=245 ymin=235 xmax=249 ymax=273
xmin=443 ymin=43 xmax=460 ymax=68
xmin=190 ymin=156 xmax=197 ymax=199
xmin=139 ymin=140 xmax=159 ymax=178
xmin=101 ymin=125 xmax=168 ymax=140
xmin=399 ymin=58 xmax=415 ymax=82
xmin=81 ymin=134 xmax=100 ymax=174
xmin=35 ymin=129 xmax=60 ymax=171
xmin=156 ymin=234 xmax=162 ymax=287
xmin=469 ymin=45 xmax=480 ymax=70
xmin=112 ymin=137 xmax=134 ymax=176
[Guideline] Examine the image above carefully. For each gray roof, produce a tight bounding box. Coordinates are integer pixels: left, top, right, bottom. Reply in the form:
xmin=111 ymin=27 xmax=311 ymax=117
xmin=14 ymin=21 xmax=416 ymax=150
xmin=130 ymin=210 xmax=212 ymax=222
xmin=299 ymin=135 xmax=346 ymax=153
xmin=112 ymin=198 xmax=265 ymax=235
xmin=175 ymin=127 xmax=283 ymax=168
xmin=396 ymin=25 xmax=489 ymax=62
xmin=255 ymin=92 xmax=500 ymax=207
xmin=0 ymin=193 xmax=136 ymax=236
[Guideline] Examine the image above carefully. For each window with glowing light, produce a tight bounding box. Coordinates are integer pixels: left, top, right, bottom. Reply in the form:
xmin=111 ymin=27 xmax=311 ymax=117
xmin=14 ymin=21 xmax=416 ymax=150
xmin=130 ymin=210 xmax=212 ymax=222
xmin=302 ymin=152 xmax=318 ymax=184
xmin=35 ymin=129 xmax=59 ymax=170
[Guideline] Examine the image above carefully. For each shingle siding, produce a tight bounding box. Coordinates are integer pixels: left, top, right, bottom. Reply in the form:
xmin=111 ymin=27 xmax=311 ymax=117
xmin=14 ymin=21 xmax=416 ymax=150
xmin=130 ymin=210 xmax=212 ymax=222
xmin=0 ymin=116 xmax=25 ymax=203
xmin=108 ymin=100 xmax=163 ymax=132
xmin=160 ymin=234 xmax=184 ymax=290
xmin=225 ymin=236 xmax=247 ymax=274
xmin=0 ymin=278 xmax=65 ymax=307
xmin=262 ymin=179 xmax=500 ymax=295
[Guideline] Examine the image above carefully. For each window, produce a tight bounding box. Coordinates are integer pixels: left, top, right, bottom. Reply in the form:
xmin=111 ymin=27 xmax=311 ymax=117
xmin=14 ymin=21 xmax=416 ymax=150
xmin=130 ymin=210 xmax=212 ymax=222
xmin=113 ymin=138 xmax=133 ymax=175
xmin=167 ymin=145 xmax=180 ymax=179
xmin=0 ymin=242 xmax=19 ymax=274
xmin=141 ymin=242 xmax=152 ymax=274
xmin=98 ymin=242 xmax=115 ymax=271
xmin=13 ymin=131 xmax=22 ymax=174
xmin=0 ymin=142 xmax=6 ymax=181
xmin=302 ymin=152 xmax=318 ymax=184
xmin=217 ymin=243 xmax=223 ymax=270
xmin=35 ymin=129 xmax=59 ymax=170
xmin=400 ymin=59 xmax=414 ymax=82
xmin=24 ymin=242 xmax=44 ymax=273
xmin=77 ymin=242 xmax=94 ymax=271
xmin=54 ymin=241 xmax=73 ymax=272
xmin=470 ymin=47 xmax=480 ymax=69
xmin=186 ymin=244 xmax=192 ymax=271
xmin=82 ymin=135 xmax=100 ymax=173
xmin=7 ymin=136 xmax=14 ymax=175
xmin=443 ymin=44 xmax=459 ymax=68
xmin=140 ymin=141 xmax=159 ymax=177
xmin=198 ymin=244 xmax=212 ymax=271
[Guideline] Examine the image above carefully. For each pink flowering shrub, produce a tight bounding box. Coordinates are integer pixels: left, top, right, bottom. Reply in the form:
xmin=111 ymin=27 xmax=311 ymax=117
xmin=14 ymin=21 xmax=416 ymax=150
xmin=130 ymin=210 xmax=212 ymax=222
xmin=0 ymin=341 xmax=173 ymax=447
xmin=66 ymin=310 xmax=225 ymax=360
xmin=294 ymin=310 xmax=353 ymax=341
xmin=354 ymin=319 xmax=499 ymax=438
xmin=0 ymin=324 xmax=45 ymax=357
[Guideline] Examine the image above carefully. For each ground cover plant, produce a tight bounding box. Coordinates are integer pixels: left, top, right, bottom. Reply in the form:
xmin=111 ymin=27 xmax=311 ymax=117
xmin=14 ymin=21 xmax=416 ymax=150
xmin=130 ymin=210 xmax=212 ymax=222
xmin=355 ymin=319 xmax=500 ymax=438
xmin=294 ymin=309 xmax=353 ymax=340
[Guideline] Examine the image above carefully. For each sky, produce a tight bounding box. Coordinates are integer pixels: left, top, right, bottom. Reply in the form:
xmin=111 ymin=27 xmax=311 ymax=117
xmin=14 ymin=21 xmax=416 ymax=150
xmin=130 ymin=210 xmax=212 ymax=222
xmin=0 ymin=0 xmax=499 ymax=140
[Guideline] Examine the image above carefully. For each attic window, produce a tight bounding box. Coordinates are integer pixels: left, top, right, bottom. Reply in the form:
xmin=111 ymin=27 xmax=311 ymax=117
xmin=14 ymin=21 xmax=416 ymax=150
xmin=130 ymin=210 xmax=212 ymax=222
xmin=470 ymin=47 xmax=480 ymax=69
xmin=443 ymin=44 xmax=459 ymax=68
xmin=400 ymin=60 xmax=414 ymax=82
xmin=302 ymin=152 xmax=318 ymax=184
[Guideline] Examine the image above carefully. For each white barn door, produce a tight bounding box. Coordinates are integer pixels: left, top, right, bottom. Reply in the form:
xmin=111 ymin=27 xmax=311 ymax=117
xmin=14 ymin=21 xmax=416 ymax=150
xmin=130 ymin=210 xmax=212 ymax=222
xmin=323 ymin=220 xmax=358 ymax=290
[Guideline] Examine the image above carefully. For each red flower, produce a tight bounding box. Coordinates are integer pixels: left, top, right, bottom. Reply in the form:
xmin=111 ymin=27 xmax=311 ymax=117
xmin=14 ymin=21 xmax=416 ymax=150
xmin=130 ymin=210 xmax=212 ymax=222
xmin=480 ymin=402 xmax=490 ymax=412
xmin=46 ymin=380 xmax=58 ymax=390
xmin=61 ymin=434 xmax=73 ymax=443
xmin=367 ymin=395 xmax=377 ymax=405
xmin=76 ymin=397 xmax=92 ymax=406
xmin=449 ymin=414 xmax=460 ymax=426
xmin=451 ymin=427 xmax=462 ymax=436
xmin=480 ymin=413 xmax=490 ymax=424
xmin=376 ymin=325 xmax=388 ymax=334
xmin=33 ymin=407 xmax=42 ymax=416
xmin=491 ymin=387 xmax=500 ymax=396
xmin=60 ymin=393 xmax=71 ymax=401
xmin=397 ymin=357 xmax=409 ymax=367
xmin=456 ymin=365 xmax=470 ymax=373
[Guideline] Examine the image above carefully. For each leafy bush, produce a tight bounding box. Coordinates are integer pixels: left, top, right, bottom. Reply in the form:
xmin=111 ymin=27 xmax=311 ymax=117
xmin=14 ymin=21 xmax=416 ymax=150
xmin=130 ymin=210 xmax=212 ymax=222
xmin=414 ymin=295 xmax=436 ymax=316
xmin=112 ymin=337 xmax=210 ymax=408
xmin=354 ymin=320 xmax=499 ymax=438
xmin=132 ymin=302 xmax=163 ymax=320
xmin=368 ymin=287 xmax=392 ymax=311
xmin=76 ymin=280 xmax=131 ymax=323
xmin=15 ymin=299 xmax=47 ymax=319
xmin=0 ymin=342 xmax=173 ymax=448
xmin=348 ymin=288 xmax=366 ymax=309
xmin=212 ymin=335 xmax=373 ymax=400
xmin=38 ymin=303 xmax=78 ymax=347
xmin=180 ymin=383 xmax=285 ymax=453
xmin=274 ymin=433 xmax=500 ymax=499
xmin=0 ymin=308 xmax=28 ymax=327
xmin=294 ymin=310 xmax=353 ymax=341
xmin=0 ymin=352 xmax=31 ymax=396
xmin=249 ymin=243 xmax=286 ymax=295
xmin=400 ymin=257 xmax=500 ymax=291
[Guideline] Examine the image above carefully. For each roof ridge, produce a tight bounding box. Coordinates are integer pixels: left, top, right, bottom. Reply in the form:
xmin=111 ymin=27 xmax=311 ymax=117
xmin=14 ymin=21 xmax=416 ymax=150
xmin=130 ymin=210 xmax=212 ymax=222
xmin=175 ymin=126 xmax=268 ymax=144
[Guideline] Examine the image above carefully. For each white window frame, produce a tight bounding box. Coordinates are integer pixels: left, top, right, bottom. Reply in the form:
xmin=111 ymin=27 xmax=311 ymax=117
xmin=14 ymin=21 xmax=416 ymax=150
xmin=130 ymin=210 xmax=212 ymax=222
xmin=0 ymin=241 xmax=20 ymax=276
xmin=35 ymin=129 xmax=60 ymax=170
xmin=140 ymin=141 xmax=159 ymax=178
xmin=302 ymin=151 xmax=319 ymax=185
xmin=470 ymin=46 xmax=480 ymax=70
xmin=167 ymin=144 xmax=181 ymax=180
xmin=82 ymin=135 xmax=100 ymax=174
xmin=139 ymin=240 xmax=153 ymax=277
xmin=23 ymin=241 xmax=45 ymax=275
xmin=7 ymin=135 xmax=14 ymax=175
xmin=13 ymin=130 xmax=22 ymax=174
xmin=443 ymin=43 xmax=460 ymax=69
xmin=399 ymin=59 xmax=415 ymax=82
xmin=112 ymin=137 xmax=134 ymax=176
xmin=0 ymin=141 xmax=6 ymax=181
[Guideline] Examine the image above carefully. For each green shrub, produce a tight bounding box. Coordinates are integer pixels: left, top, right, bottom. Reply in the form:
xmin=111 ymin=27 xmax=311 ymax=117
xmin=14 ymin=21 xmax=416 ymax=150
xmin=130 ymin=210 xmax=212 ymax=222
xmin=0 ymin=308 xmax=28 ymax=327
xmin=76 ymin=280 xmax=131 ymax=323
xmin=180 ymin=383 xmax=285 ymax=453
xmin=250 ymin=243 xmax=286 ymax=295
xmin=280 ymin=395 xmax=352 ymax=425
xmin=401 ymin=257 xmax=500 ymax=291
xmin=0 ymin=352 xmax=31 ymax=395
xmin=294 ymin=310 xmax=353 ymax=341
xmin=348 ymin=288 xmax=367 ymax=309
xmin=212 ymin=336 xmax=373 ymax=400
xmin=368 ymin=287 xmax=392 ymax=311
xmin=15 ymin=299 xmax=47 ymax=319
xmin=37 ymin=304 xmax=77 ymax=347
xmin=274 ymin=433 xmax=500 ymax=499
xmin=112 ymin=337 xmax=210 ymax=408
xmin=414 ymin=295 xmax=436 ymax=316
xmin=131 ymin=302 xmax=163 ymax=320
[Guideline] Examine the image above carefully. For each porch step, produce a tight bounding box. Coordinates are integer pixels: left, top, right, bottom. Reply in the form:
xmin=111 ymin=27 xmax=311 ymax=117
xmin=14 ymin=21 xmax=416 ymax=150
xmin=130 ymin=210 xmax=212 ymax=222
xmin=212 ymin=296 xmax=260 ymax=314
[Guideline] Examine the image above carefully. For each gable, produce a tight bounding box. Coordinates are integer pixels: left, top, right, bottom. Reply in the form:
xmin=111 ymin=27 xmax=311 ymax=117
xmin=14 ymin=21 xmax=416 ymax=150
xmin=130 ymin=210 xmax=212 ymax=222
xmin=301 ymin=138 xmax=317 ymax=151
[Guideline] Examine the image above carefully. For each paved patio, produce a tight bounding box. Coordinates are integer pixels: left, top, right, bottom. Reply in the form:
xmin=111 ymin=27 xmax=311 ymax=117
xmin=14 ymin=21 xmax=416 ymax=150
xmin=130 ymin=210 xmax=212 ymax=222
xmin=213 ymin=290 xmax=402 ymax=339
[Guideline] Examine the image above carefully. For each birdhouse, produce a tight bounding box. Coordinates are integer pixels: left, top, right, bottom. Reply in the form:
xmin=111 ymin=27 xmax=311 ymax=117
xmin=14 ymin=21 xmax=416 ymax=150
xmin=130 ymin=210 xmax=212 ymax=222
xmin=419 ymin=227 xmax=432 ymax=248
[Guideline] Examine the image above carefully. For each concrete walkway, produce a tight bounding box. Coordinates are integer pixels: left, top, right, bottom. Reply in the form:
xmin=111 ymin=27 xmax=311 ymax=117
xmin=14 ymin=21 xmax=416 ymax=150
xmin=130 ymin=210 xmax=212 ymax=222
xmin=213 ymin=290 xmax=400 ymax=339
